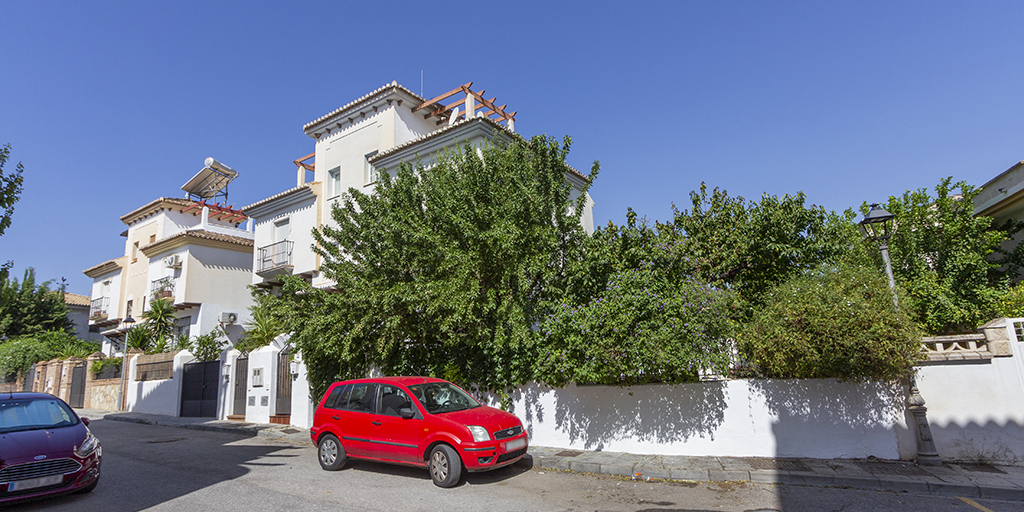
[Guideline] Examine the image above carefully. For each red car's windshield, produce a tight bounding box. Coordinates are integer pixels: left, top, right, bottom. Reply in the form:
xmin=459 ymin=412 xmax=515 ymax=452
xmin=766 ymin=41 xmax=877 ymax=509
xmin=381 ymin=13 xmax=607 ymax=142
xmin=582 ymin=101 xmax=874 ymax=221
xmin=407 ymin=382 xmax=481 ymax=414
xmin=0 ymin=398 xmax=79 ymax=434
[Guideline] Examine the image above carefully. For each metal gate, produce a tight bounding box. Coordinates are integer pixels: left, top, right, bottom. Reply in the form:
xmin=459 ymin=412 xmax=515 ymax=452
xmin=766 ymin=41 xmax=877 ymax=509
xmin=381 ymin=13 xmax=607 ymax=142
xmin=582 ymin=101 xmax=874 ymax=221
xmin=69 ymin=364 xmax=86 ymax=408
xmin=275 ymin=348 xmax=292 ymax=416
xmin=180 ymin=360 xmax=220 ymax=417
xmin=23 ymin=364 xmax=35 ymax=392
xmin=233 ymin=356 xmax=248 ymax=416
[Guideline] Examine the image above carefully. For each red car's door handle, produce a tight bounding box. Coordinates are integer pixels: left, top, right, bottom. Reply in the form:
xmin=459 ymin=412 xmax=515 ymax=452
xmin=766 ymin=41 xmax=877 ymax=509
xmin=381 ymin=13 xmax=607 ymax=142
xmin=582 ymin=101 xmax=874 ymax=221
xmin=372 ymin=421 xmax=382 ymax=426
xmin=332 ymin=416 xmax=340 ymax=420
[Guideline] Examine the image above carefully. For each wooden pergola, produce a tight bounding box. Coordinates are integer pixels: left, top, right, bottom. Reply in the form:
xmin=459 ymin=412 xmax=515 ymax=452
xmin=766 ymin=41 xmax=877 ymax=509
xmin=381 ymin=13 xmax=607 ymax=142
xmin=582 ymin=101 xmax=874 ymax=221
xmin=180 ymin=200 xmax=248 ymax=224
xmin=413 ymin=82 xmax=516 ymax=130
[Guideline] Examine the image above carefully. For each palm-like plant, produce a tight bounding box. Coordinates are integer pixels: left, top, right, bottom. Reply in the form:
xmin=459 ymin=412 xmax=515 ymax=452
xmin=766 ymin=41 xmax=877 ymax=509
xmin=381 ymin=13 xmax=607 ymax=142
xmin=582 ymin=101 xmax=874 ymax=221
xmin=142 ymin=298 xmax=176 ymax=350
xmin=125 ymin=325 xmax=152 ymax=352
xmin=239 ymin=305 xmax=285 ymax=354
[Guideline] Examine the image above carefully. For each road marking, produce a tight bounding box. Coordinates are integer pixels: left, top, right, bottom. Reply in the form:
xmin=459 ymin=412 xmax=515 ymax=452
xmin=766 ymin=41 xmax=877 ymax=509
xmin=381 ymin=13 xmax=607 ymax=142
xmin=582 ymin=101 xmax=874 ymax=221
xmin=958 ymin=496 xmax=996 ymax=512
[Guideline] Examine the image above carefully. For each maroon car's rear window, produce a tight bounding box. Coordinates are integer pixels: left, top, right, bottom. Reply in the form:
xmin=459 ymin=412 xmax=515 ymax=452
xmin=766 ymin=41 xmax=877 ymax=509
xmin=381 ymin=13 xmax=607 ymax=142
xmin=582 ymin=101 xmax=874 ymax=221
xmin=0 ymin=398 xmax=79 ymax=433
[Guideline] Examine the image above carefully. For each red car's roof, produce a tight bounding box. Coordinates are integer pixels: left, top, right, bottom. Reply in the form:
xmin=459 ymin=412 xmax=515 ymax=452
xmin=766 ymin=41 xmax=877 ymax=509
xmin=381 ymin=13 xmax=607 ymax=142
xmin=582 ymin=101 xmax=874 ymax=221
xmin=331 ymin=376 xmax=449 ymax=387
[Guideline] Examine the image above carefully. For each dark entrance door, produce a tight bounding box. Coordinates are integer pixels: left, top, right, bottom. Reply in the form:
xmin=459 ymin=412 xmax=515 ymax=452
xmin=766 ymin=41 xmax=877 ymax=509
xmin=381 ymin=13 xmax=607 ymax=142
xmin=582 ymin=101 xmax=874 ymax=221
xmin=181 ymin=360 xmax=220 ymax=417
xmin=69 ymin=364 xmax=86 ymax=408
xmin=233 ymin=356 xmax=248 ymax=416
xmin=275 ymin=348 xmax=292 ymax=416
xmin=23 ymin=364 xmax=35 ymax=392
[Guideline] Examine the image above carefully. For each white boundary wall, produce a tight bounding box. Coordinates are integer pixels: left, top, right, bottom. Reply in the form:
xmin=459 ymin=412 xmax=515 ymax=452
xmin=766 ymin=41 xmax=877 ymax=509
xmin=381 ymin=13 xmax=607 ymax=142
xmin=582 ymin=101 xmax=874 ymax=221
xmin=492 ymin=379 xmax=908 ymax=459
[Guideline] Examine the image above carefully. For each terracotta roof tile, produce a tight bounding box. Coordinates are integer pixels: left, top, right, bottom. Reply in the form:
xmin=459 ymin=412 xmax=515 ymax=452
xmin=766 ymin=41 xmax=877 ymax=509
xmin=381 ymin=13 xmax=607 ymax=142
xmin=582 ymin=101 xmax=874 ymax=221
xmin=64 ymin=292 xmax=91 ymax=307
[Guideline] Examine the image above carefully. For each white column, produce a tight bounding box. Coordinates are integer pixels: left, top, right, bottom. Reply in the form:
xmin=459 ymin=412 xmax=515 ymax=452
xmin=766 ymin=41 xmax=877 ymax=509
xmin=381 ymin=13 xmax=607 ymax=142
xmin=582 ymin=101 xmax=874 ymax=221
xmin=465 ymin=93 xmax=475 ymax=120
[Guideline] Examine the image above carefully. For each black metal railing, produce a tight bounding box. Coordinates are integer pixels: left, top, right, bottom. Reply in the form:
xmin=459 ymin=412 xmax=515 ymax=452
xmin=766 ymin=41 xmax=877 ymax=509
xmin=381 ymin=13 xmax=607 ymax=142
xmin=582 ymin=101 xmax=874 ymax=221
xmin=257 ymin=240 xmax=294 ymax=273
xmin=150 ymin=276 xmax=176 ymax=302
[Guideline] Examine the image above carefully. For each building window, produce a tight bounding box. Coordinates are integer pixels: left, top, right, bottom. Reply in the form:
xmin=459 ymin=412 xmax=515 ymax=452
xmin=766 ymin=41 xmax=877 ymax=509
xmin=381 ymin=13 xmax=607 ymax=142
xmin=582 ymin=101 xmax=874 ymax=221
xmin=174 ymin=316 xmax=191 ymax=341
xmin=365 ymin=151 xmax=379 ymax=184
xmin=149 ymin=234 xmax=156 ymax=244
xmin=328 ymin=167 xmax=341 ymax=198
xmin=125 ymin=300 xmax=133 ymax=320
xmin=132 ymin=241 xmax=140 ymax=262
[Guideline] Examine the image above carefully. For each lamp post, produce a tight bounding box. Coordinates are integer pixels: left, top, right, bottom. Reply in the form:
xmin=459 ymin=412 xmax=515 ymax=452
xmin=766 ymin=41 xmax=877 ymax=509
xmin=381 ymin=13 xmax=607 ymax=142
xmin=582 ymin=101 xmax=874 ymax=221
xmin=117 ymin=316 xmax=136 ymax=412
xmin=858 ymin=204 xmax=897 ymax=301
xmin=859 ymin=204 xmax=941 ymax=466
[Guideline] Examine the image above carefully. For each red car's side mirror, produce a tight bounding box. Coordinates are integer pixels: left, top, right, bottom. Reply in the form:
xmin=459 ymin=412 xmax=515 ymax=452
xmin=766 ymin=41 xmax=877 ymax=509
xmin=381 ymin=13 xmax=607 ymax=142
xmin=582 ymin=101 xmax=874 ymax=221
xmin=399 ymin=407 xmax=415 ymax=420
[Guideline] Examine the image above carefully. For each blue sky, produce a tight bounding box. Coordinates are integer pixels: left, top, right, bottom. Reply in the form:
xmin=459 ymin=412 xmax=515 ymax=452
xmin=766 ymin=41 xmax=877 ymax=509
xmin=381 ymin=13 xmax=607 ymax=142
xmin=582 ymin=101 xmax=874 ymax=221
xmin=2 ymin=1 xmax=1023 ymax=294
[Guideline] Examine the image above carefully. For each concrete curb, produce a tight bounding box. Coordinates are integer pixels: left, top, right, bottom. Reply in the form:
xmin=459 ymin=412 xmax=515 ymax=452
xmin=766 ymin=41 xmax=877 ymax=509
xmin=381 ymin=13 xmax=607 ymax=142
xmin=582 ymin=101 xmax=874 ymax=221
xmin=518 ymin=452 xmax=1024 ymax=501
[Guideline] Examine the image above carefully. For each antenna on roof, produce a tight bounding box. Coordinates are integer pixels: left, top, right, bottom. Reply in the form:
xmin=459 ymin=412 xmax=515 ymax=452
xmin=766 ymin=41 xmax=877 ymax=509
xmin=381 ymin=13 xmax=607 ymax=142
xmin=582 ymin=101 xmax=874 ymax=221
xmin=448 ymin=107 xmax=459 ymax=126
xmin=420 ymin=70 xmax=423 ymax=98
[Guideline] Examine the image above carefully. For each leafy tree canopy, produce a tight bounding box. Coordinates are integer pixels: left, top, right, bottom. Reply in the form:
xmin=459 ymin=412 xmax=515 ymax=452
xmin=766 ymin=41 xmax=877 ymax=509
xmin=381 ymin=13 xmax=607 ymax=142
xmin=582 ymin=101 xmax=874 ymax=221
xmin=0 ymin=143 xmax=24 ymax=239
xmin=874 ymin=177 xmax=1024 ymax=334
xmin=672 ymin=183 xmax=863 ymax=312
xmin=265 ymin=135 xmax=597 ymax=399
xmin=0 ymin=268 xmax=75 ymax=337
xmin=0 ymin=330 xmax=99 ymax=377
xmin=737 ymin=261 xmax=921 ymax=380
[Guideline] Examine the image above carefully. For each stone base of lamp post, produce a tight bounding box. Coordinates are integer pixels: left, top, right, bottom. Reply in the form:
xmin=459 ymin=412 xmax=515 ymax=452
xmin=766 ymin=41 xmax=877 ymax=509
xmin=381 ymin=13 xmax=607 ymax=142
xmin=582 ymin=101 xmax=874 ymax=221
xmin=908 ymin=377 xmax=942 ymax=466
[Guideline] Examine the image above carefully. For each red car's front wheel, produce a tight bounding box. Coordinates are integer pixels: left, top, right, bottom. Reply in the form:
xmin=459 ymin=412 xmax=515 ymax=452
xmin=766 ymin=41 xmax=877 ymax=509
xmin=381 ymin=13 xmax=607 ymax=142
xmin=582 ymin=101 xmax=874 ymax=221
xmin=429 ymin=445 xmax=462 ymax=488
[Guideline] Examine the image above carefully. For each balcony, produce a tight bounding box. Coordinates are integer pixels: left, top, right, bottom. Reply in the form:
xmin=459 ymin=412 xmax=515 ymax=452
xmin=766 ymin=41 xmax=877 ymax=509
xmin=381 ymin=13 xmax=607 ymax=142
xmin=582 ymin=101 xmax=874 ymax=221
xmin=257 ymin=240 xmax=294 ymax=276
xmin=89 ymin=297 xmax=110 ymax=320
xmin=151 ymin=276 xmax=176 ymax=303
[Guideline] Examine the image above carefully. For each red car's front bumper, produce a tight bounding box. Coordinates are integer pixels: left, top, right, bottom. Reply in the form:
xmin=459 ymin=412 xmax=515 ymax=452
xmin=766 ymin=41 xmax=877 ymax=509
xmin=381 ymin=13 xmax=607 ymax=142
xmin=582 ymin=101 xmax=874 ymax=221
xmin=460 ymin=434 xmax=529 ymax=472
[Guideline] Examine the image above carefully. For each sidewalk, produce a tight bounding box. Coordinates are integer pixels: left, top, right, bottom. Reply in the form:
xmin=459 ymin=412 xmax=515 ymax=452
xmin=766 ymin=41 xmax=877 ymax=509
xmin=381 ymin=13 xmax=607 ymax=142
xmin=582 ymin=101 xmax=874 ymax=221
xmin=80 ymin=408 xmax=1024 ymax=501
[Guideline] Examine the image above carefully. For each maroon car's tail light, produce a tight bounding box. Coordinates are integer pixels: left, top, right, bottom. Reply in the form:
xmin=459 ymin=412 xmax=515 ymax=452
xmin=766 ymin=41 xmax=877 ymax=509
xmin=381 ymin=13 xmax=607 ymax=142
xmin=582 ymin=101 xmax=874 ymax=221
xmin=0 ymin=459 xmax=82 ymax=484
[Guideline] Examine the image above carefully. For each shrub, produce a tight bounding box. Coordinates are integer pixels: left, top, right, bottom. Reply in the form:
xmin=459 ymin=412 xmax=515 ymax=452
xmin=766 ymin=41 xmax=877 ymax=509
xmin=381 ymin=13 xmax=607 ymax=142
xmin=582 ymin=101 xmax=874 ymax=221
xmin=736 ymin=263 xmax=921 ymax=380
xmin=539 ymin=266 xmax=734 ymax=386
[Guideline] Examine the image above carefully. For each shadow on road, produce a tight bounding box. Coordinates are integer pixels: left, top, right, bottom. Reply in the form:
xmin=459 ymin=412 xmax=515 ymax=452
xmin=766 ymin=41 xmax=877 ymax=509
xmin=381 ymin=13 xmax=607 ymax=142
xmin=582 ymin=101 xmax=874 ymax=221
xmin=4 ymin=417 xmax=300 ymax=511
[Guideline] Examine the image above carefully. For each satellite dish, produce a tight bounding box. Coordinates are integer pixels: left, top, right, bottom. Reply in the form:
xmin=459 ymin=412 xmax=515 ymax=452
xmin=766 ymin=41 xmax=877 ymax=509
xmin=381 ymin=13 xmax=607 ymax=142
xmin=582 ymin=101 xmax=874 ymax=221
xmin=448 ymin=107 xmax=459 ymax=126
xmin=181 ymin=158 xmax=240 ymax=202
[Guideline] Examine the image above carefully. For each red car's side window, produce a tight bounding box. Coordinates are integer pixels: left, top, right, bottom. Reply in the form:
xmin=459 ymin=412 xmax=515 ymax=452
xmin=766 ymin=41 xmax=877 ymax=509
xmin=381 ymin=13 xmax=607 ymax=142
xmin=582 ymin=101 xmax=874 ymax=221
xmin=338 ymin=383 xmax=375 ymax=413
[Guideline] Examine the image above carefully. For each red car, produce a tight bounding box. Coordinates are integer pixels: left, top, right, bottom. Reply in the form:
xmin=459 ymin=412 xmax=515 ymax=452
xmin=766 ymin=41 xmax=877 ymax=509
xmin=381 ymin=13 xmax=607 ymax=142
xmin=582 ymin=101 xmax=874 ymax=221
xmin=0 ymin=392 xmax=101 ymax=504
xmin=311 ymin=377 xmax=528 ymax=487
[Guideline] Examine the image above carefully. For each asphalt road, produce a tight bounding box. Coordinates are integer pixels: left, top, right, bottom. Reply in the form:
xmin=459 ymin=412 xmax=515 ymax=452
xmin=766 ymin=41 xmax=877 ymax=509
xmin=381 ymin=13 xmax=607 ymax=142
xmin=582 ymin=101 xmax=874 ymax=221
xmin=8 ymin=417 xmax=1023 ymax=512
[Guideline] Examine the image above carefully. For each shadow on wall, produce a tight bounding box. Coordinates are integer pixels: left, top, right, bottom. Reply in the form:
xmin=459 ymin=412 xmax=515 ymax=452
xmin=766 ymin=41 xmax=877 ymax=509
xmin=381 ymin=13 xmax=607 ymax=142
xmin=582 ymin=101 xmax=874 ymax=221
xmin=930 ymin=420 xmax=1024 ymax=464
xmin=758 ymin=379 xmax=908 ymax=459
xmin=512 ymin=381 xmax=727 ymax=451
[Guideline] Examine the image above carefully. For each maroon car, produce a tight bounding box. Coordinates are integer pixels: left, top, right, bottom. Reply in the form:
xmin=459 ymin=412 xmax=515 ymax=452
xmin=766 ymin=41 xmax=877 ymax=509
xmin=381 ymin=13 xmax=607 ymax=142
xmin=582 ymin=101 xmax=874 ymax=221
xmin=0 ymin=392 xmax=101 ymax=504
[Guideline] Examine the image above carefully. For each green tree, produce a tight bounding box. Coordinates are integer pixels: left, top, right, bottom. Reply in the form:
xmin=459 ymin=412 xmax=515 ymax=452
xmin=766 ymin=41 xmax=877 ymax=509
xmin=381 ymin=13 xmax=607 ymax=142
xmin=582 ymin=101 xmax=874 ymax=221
xmin=540 ymin=266 xmax=733 ymax=386
xmin=737 ymin=262 xmax=921 ymax=380
xmin=0 ymin=268 xmax=75 ymax=337
xmin=672 ymin=184 xmax=863 ymax=313
xmin=0 ymin=331 xmax=99 ymax=377
xmin=875 ymin=177 xmax=1024 ymax=334
xmin=1 ymin=144 xmax=25 ymax=282
xmin=190 ymin=327 xmax=227 ymax=362
xmin=269 ymin=135 xmax=597 ymax=399
xmin=0 ymin=144 xmax=24 ymax=239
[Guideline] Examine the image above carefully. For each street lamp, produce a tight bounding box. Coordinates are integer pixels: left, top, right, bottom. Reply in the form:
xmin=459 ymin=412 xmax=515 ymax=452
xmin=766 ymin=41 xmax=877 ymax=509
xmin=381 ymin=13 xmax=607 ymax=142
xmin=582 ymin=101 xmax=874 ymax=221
xmin=859 ymin=204 xmax=897 ymax=296
xmin=859 ymin=203 xmax=941 ymax=466
xmin=117 ymin=316 xmax=136 ymax=412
